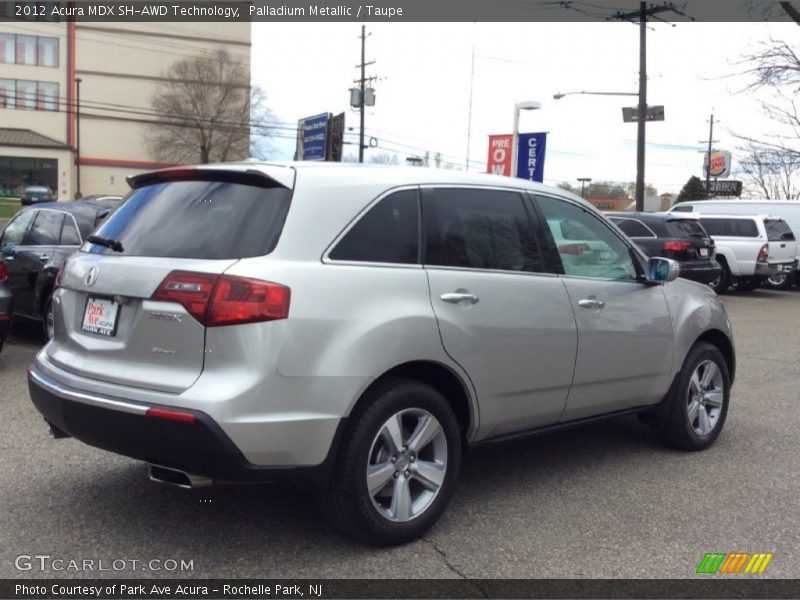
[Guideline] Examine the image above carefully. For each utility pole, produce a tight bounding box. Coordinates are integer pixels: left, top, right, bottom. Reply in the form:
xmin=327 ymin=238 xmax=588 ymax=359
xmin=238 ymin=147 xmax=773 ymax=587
xmin=578 ymin=177 xmax=592 ymax=199
xmin=75 ymin=77 xmax=82 ymax=199
xmin=612 ymin=1 xmax=689 ymax=211
xmin=358 ymin=25 xmax=366 ymax=163
xmin=698 ymin=113 xmax=719 ymax=197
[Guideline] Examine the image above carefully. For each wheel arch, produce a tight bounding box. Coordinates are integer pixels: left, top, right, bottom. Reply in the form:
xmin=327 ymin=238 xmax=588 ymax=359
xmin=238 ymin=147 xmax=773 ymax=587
xmin=695 ymin=329 xmax=736 ymax=384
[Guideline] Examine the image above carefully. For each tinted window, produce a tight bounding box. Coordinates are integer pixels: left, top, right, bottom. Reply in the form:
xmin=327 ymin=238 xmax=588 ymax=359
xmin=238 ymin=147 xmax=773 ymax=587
xmin=537 ymin=195 xmax=637 ymax=281
xmin=27 ymin=210 xmax=63 ymax=245
xmin=700 ymin=218 xmax=759 ymax=238
xmin=0 ymin=210 xmax=36 ymax=245
xmin=330 ymin=190 xmax=418 ymax=264
xmin=765 ymin=219 xmax=795 ymax=241
xmin=60 ymin=216 xmax=81 ymax=245
xmin=88 ymin=180 xmax=291 ymax=259
xmin=667 ymin=220 xmax=707 ymax=238
xmin=612 ymin=218 xmax=654 ymax=238
xmin=671 ymin=205 xmax=693 ymax=213
xmin=424 ymin=188 xmax=541 ymax=272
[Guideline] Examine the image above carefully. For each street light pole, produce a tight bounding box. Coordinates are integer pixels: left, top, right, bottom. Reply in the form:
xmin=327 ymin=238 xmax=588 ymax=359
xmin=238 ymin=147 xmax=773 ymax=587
xmin=577 ymin=177 xmax=592 ymax=199
xmin=511 ymin=100 xmax=541 ymax=178
xmin=75 ymin=77 xmax=82 ymax=199
xmin=635 ymin=0 xmax=647 ymax=212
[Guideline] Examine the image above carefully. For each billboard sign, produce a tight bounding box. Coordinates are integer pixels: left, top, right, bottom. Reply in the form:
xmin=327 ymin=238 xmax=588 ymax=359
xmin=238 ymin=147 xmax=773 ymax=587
xmin=707 ymin=180 xmax=743 ymax=197
xmin=515 ymin=132 xmax=547 ymax=182
xmin=704 ymin=150 xmax=732 ymax=178
xmin=297 ymin=113 xmax=330 ymax=161
xmin=486 ymin=134 xmax=513 ymax=176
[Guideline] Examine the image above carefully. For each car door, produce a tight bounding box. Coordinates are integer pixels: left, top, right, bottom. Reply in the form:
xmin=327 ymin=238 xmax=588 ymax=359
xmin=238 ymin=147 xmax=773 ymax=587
xmin=1 ymin=209 xmax=38 ymax=316
xmin=422 ymin=187 xmax=577 ymax=440
xmin=534 ymin=194 xmax=674 ymax=421
xmin=10 ymin=209 xmax=65 ymax=316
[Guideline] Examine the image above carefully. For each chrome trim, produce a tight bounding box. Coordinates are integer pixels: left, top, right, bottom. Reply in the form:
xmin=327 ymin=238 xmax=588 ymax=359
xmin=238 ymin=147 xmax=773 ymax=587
xmin=28 ymin=368 xmax=148 ymax=416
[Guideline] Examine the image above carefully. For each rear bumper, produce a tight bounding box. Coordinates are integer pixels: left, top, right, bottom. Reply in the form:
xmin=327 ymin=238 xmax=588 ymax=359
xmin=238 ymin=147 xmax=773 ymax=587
xmin=28 ymin=367 xmax=345 ymax=488
xmin=755 ymin=262 xmax=780 ymax=276
xmin=678 ymin=260 xmax=721 ymax=284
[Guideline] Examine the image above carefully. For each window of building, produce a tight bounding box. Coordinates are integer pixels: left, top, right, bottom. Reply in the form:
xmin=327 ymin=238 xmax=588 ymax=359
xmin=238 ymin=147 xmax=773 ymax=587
xmin=15 ymin=80 xmax=36 ymax=110
xmin=330 ymin=189 xmax=419 ymax=264
xmin=0 ymin=156 xmax=58 ymax=198
xmin=0 ymin=33 xmax=14 ymax=63
xmin=0 ymin=79 xmax=14 ymax=109
xmin=37 ymin=81 xmax=58 ymax=111
xmin=15 ymin=35 xmax=36 ymax=65
xmin=37 ymin=36 xmax=58 ymax=66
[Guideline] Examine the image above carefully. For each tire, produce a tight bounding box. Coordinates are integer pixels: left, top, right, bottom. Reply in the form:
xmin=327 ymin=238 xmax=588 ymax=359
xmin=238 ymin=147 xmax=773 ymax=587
xmin=708 ymin=261 xmax=730 ymax=294
xmin=656 ymin=342 xmax=731 ymax=451
xmin=763 ymin=272 xmax=794 ymax=290
xmin=42 ymin=296 xmax=54 ymax=341
xmin=320 ymin=378 xmax=462 ymax=546
xmin=734 ymin=277 xmax=758 ymax=292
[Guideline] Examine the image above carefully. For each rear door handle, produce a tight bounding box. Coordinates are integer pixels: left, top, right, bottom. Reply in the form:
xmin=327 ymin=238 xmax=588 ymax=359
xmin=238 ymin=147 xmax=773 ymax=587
xmin=578 ymin=298 xmax=605 ymax=310
xmin=440 ymin=292 xmax=479 ymax=305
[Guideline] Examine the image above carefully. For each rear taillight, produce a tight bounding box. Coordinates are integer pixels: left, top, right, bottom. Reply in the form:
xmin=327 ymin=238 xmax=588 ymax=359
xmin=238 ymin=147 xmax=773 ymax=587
xmin=757 ymin=244 xmax=769 ymax=263
xmin=663 ymin=241 xmax=692 ymax=252
xmin=0 ymin=262 xmax=6 ymax=281
xmin=151 ymin=270 xmax=290 ymax=326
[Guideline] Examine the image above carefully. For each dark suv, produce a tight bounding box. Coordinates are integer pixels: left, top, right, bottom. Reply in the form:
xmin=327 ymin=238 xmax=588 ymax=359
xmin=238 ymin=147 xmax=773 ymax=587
xmin=606 ymin=212 xmax=720 ymax=284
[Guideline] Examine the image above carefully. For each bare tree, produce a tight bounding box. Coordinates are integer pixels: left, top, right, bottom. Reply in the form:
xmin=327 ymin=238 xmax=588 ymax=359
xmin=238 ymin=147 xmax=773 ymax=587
xmin=146 ymin=49 xmax=274 ymax=164
xmin=738 ymin=143 xmax=800 ymax=199
xmin=368 ymin=152 xmax=399 ymax=165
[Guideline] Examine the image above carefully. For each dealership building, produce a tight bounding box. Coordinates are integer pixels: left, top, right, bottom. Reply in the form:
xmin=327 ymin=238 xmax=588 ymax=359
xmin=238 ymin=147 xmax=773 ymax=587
xmin=0 ymin=18 xmax=250 ymax=200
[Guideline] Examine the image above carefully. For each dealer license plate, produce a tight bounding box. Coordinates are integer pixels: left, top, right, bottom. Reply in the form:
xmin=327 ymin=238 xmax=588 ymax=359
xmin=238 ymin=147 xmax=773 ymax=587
xmin=81 ymin=296 xmax=120 ymax=337
xmin=699 ymin=248 xmax=709 ymax=257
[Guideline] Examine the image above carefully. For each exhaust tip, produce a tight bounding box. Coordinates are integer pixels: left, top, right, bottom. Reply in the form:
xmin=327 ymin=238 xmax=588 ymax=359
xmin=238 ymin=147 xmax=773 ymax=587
xmin=149 ymin=464 xmax=212 ymax=489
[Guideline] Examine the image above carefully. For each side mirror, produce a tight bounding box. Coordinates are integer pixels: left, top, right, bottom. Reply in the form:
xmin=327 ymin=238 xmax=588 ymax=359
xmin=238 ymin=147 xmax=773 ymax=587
xmin=645 ymin=257 xmax=680 ymax=283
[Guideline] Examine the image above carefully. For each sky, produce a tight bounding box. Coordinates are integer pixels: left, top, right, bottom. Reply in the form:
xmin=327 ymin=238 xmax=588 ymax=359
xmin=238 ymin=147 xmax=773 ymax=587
xmin=252 ymin=21 xmax=797 ymax=196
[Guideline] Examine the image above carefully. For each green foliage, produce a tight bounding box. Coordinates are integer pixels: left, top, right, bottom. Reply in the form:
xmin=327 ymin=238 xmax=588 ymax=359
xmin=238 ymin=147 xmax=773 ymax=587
xmin=677 ymin=176 xmax=709 ymax=202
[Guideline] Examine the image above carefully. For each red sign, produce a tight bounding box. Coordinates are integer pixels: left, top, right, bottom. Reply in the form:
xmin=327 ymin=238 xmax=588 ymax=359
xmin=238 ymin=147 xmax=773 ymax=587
xmin=487 ymin=134 xmax=513 ymax=176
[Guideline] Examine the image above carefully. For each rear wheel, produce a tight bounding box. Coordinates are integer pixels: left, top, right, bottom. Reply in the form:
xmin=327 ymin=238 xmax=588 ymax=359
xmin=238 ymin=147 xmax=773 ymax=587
xmin=656 ymin=342 xmax=730 ymax=451
xmin=320 ymin=378 xmax=461 ymax=545
xmin=708 ymin=261 xmax=730 ymax=294
xmin=763 ymin=272 xmax=794 ymax=290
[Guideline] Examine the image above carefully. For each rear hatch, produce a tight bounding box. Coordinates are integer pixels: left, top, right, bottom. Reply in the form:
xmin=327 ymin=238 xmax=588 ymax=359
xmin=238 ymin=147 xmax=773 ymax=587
xmin=764 ymin=218 xmax=797 ymax=265
xmin=662 ymin=218 xmax=714 ymax=261
xmin=48 ymin=167 xmax=293 ymax=393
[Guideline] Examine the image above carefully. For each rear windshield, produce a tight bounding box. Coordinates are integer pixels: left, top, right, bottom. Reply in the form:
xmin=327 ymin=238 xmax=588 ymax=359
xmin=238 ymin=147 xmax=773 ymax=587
xmin=667 ymin=219 xmax=707 ymax=238
xmin=86 ymin=180 xmax=291 ymax=259
xmin=765 ymin=219 xmax=795 ymax=242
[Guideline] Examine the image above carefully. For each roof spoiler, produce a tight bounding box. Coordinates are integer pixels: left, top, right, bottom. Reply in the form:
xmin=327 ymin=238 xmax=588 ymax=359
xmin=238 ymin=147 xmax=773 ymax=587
xmin=126 ymin=165 xmax=295 ymax=190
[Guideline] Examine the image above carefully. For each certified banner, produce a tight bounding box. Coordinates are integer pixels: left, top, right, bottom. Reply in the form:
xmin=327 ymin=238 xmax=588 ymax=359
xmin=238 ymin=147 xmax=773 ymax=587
xmin=516 ymin=132 xmax=547 ymax=182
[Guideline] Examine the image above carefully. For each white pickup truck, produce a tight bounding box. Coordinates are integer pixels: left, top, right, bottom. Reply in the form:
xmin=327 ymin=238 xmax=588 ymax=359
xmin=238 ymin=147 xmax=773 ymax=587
xmin=692 ymin=214 xmax=797 ymax=293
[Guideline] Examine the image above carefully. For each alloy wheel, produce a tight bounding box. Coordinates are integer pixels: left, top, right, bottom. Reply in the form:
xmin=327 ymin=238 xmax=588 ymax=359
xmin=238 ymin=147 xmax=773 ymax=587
xmin=686 ymin=359 xmax=724 ymax=436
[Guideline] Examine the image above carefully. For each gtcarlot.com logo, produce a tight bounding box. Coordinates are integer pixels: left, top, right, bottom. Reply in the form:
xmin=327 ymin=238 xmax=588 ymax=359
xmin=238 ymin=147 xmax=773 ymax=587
xmin=14 ymin=554 xmax=194 ymax=572
xmin=697 ymin=552 xmax=773 ymax=574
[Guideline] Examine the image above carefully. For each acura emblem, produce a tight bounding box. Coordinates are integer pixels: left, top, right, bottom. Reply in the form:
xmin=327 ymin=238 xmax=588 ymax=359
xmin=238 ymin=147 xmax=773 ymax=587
xmin=85 ymin=266 xmax=99 ymax=287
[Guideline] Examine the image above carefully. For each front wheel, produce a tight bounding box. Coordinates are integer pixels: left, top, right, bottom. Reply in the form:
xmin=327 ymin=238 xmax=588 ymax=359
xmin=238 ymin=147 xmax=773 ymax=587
xmin=657 ymin=342 xmax=731 ymax=451
xmin=320 ymin=378 xmax=461 ymax=545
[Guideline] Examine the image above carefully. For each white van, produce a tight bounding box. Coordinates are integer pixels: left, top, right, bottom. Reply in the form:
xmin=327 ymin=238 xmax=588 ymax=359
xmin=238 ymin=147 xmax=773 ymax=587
xmin=670 ymin=199 xmax=800 ymax=288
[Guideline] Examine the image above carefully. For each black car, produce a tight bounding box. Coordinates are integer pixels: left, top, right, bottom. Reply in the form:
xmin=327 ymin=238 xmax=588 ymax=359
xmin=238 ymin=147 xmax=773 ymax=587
xmin=606 ymin=212 xmax=721 ymax=284
xmin=0 ymin=199 xmax=123 ymax=339
xmin=0 ymin=264 xmax=11 ymax=353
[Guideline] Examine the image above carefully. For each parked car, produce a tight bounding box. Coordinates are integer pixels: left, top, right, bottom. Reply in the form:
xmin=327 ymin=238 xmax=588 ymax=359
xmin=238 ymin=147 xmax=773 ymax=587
xmin=20 ymin=186 xmax=55 ymax=206
xmin=694 ymin=214 xmax=796 ymax=293
xmin=671 ymin=199 xmax=800 ymax=289
xmin=0 ymin=198 xmax=123 ymax=339
xmin=28 ymin=163 xmax=735 ymax=545
xmin=77 ymin=194 xmax=124 ymax=208
xmin=605 ymin=212 xmax=720 ymax=285
xmin=0 ymin=265 xmax=11 ymax=353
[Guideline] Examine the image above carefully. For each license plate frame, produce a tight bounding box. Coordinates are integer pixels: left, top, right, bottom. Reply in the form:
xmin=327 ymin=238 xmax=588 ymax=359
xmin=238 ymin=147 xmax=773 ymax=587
xmin=81 ymin=295 xmax=121 ymax=337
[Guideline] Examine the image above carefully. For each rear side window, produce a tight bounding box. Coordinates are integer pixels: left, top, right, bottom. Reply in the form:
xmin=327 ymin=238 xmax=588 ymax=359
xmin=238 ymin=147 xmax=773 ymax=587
xmin=329 ymin=189 xmax=419 ymax=264
xmin=27 ymin=210 xmax=64 ymax=245
xmin=612 ymin=218 xmax=655 ymax=238
xmin=671 ymin=204 xmax=693 ymax=213
xmin=60 ymin=216 xmax=81 ymax=245
xmin=88 ymin=180 xmax=291 ymax=259
xmin=0 ymin=210 xmax=36 ymax=246
xmin=424 ymin=188 xmax=542 ymax=272
xmin=700 ymin=218 xmax=759 ymax=238
xmin=667 ymin=220 xmax=707 ymax=238
xmin=765 ymin=219 xmax=795 ymax=241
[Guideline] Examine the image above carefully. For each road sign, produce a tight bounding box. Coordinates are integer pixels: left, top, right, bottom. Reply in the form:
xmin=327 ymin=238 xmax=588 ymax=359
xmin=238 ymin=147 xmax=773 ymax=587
xmin=622 ymin=105 xmax=665 ymax=122
xmin=486 ymin=134 xmax=513 ymax=176
xmin=296 ymin=113 xmax=330 ymax=161
xmin=707 ymin=180 xmax=742 ymax=197
xmin=326 ymin=112 xmax=345 ymax=162
xmin=515 ymin=132 xmax=547 ymax=183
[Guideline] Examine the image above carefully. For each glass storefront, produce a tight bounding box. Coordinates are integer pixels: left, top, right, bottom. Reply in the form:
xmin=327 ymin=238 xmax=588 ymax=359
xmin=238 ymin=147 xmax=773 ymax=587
xmin=0 ymin=155 xmax=58 ymax=198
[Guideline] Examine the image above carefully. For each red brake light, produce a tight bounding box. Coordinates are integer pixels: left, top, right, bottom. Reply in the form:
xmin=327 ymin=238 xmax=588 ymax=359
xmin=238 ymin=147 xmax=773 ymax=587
xmin=757 ymin=244 xmax=769 ymax=262
xmin=151 ymin=270 xmax=290 ymax=326
xmin=663 ymin=241 xmax=692 ymax=252
xmin=153 ymin=168 xmax=198 ymax=179
xmin=0 ymin=262 xmax=6 ymax=281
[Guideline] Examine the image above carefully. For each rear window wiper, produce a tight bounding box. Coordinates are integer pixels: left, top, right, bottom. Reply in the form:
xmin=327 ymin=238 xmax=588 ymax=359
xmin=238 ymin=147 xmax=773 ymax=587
xmin=87 ymin=234 xmax=124 ymax=253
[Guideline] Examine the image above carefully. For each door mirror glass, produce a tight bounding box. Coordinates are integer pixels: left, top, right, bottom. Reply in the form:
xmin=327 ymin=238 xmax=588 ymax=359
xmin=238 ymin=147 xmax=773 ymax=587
xmin=646 ymin=257 xmax=680 ymax=283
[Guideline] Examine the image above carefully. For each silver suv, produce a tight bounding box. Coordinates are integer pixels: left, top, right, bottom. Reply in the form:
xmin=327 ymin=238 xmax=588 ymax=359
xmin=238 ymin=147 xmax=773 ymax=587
xmin=28 ymin=163 xmax=735 ymax=545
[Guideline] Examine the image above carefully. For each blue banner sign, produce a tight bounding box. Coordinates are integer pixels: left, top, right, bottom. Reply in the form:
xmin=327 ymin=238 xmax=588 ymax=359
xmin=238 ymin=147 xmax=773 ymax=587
xmin=299 ymin=113 xmax=330 ymax=161
xmin=515 ymin=132 xmax=547 ymax=182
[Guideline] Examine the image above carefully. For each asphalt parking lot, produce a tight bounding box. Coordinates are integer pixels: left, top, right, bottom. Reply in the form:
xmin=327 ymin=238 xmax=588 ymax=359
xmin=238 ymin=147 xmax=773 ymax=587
xmin=1 ymin=289 xmax=798 ymax=580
